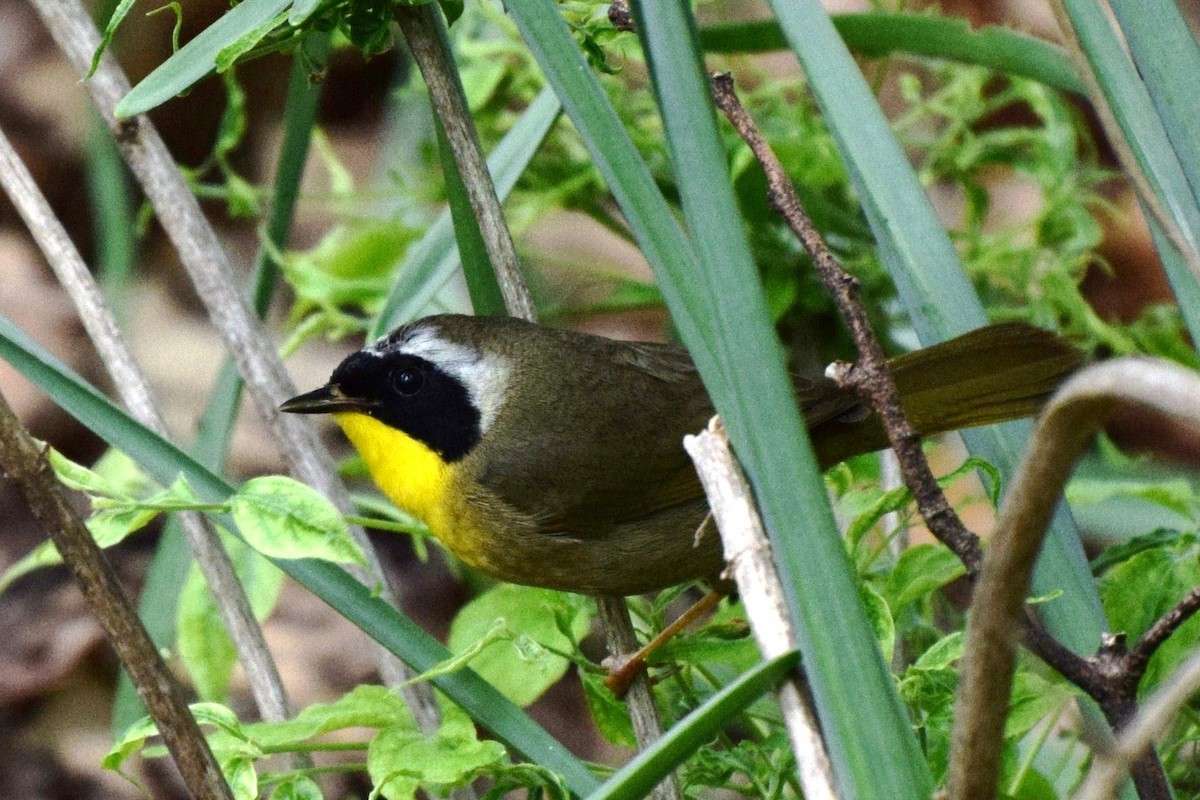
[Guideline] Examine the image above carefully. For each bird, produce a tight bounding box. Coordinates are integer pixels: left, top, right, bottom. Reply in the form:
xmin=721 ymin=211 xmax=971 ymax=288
xmin=280 ymin=314 xmax=1082 ymax=597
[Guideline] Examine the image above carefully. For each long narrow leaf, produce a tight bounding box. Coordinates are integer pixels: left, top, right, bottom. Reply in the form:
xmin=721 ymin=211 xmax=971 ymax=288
xmin=632 ymin=0 xmax=931 ymax=793
xmin=115 ymin=0 xmax=293 ymax=118
xmin=1107 ymin=0 xmax=1200 ymax=213
xmin=700 ymin=13 xmax=1083 ymax=95
xmin=435 ymin=117 xmax=507 ymax=315
xmin=1064 ymin=0 xmax=1200 ymax=341
xmin=0 ymin=315 xmax=599 ymax=796
xmin=587 ymin=652 xmax=800 ymax=800
xmin=766 ymin=0 xmax=1110 ymax=651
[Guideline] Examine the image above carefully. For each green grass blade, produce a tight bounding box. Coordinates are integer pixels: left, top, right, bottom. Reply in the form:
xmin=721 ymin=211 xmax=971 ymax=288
xmin=506 ymin=0 xmax=707 ymax=345
xmin=1108 ymin=0 xmax=1200 ymax=213
xmin=85 ymin=116 xmax=136 ymax=320
xmin=370 ymin=86 xmax=560 ymax=336
xmin=1067 ymin=0 xmax=1200 ymax=340
xmin=435 ymin=117 xmax=507 ymax=316
xmin=0 ymin=317 xmax=599 ymax=796
xmin=700 ymin=12 xmax=1083 ymax=94
xmin=632 ymin=0 xmax=930 ymax=793
xmin=115 ymin=0 xmax=293 ymax=118
xmin=586 ymin=652 xmax=800 ymax=800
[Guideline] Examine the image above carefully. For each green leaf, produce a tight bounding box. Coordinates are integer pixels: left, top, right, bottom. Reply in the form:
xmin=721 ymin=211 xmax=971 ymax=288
xmin=885 ymin=544 xmax=968 ymax=611
xmin=580 ymin=669 xmax=635 ymax=748
xmin=229 ymin=475 xmax=366 ymax=565
xmin=270 ymin=776 xmax=323 ymax=800
xmin=247 ymin=684 xmax=416 ymax=749
xmin=223 ymin=755 xmax=258 ymax=800
xmin=47 ymin=446 xmax=122 ymax=496
xmin=1089 ymin=528 xmax=1184 ymax=575
xmin=447 ymin=585 xmax=590 ymax=707
xmin=177 ymin=531 xmax=285 ymax=701
xmin=89 ymin=0 xmax=143 ymax=76
xmin=367 ymin=703 xmax=507 ymax=800
xmin=860 ymin=581 xmax=895 ymax=666
xmin=115 ymin=0 xmax=294 ymax=118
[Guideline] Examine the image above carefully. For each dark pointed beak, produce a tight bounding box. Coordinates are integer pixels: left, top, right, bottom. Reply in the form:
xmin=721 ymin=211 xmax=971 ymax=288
xmin=279 ymin=384 xmax=366 ymax=415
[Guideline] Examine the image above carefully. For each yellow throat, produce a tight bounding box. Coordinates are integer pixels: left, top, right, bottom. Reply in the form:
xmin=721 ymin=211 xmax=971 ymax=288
xmin=332 ymin=412 xmax=451 ymax=535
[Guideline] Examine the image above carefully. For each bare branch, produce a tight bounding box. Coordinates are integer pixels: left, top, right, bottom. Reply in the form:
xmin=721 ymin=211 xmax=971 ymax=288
xmin=685 ymin=417 xmax=840 ymax=800
xmin=0 ymin=124 xmax=298 ymax=739
xmin=709 ymin=71 xmax=982 ymax=574
xmin=595 ymin=596 xmax=683 ymax=800
xmin=0 ymin=390 xmax=232 ymax=800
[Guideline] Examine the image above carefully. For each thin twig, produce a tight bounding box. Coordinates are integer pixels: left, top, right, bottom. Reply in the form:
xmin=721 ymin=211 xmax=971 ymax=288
xmin=31 ymin=0 xmax=442 ymax=730
xmin=950 ymin=358 xmax=1200 ymax=800
xmin=684 ymin=417 xmax=840 ymax=800
xmin=0 ymin=125 xmax=298 ymax=737
xmin=1126 ymin=587 xmax=1200 ymax=677
xmin=0 ymin=389 xmax=233 ymax=800
xmin=709 ymin=71 xmax=983 ymax=574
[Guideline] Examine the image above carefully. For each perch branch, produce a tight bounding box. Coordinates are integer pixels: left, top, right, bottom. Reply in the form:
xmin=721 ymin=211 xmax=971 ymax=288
xmin=684 ymin=417 xmax=840 ymax=800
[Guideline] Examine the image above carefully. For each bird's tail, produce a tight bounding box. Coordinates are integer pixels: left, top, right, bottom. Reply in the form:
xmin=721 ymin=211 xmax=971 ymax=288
xmin=811 ymin=322 xmax=1084 ymax=467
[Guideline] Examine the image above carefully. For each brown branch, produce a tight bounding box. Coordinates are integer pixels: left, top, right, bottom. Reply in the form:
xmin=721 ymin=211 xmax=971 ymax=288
xmin=1127 ymin=586 xmax=1200 ymax=678
xmin=0 ymin=391 xmax=232 ymax=800
xmin=949 ymin=358 xmax=1198 ymax=800
xmin=709 ymin=71 xmax=982 ymax=575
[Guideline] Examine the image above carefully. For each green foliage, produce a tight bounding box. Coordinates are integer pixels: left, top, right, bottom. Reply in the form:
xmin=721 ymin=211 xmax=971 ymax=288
xmin=28 ymin=0 xmax=1200 ymax=796
xmin=446 ymin=584 xmax=592 ymax=707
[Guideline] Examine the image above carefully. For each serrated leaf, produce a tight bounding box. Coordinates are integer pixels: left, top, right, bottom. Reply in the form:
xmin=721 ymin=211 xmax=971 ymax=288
xmin=229 ymin=476 xmax=365 ymax=565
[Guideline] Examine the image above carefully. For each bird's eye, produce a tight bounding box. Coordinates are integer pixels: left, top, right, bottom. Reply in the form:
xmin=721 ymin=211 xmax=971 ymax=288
xmin=391 ymin=366 xmax=425 ymax=396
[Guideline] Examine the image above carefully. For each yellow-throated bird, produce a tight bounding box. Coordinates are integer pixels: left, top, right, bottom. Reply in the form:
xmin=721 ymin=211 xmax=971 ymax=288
xmin=281 ymin=314 xmax=1081 ymax=596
